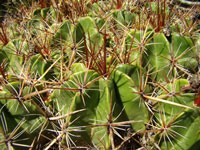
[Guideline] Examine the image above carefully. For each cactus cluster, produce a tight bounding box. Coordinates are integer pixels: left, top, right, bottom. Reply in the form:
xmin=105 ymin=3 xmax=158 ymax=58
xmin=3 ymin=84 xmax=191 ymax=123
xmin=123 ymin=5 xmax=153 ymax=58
xmin=0 ymin=0 xmax=200 ymax=149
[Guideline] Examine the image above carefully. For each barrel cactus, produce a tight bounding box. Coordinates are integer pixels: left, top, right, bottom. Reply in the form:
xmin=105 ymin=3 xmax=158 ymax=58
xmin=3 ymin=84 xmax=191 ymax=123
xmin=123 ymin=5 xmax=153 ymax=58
xmin=0 ymin=0 xmax=200 ymax=149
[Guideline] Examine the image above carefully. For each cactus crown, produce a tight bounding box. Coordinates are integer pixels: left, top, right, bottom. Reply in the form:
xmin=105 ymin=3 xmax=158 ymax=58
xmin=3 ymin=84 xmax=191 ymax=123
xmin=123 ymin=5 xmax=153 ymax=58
xmin=0 ymin=0 xmax=200 ymax=149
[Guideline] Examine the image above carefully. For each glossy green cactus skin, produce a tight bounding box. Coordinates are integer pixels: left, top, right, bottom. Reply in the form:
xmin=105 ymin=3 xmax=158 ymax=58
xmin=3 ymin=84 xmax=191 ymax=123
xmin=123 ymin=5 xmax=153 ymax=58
xmin=0 ymin=1 xmax=200 ymax=149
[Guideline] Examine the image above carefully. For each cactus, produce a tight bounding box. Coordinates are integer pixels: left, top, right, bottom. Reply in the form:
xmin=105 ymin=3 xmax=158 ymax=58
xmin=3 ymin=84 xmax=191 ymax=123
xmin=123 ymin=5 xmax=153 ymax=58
xmin=0 ymin=0 xmax=200 ymax=149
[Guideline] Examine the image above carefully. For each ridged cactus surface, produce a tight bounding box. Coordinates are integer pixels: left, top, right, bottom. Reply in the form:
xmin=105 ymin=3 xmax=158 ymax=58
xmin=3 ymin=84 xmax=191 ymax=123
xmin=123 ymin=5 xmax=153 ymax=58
xmin=0 ymin=0 xmax=200 ymax=149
